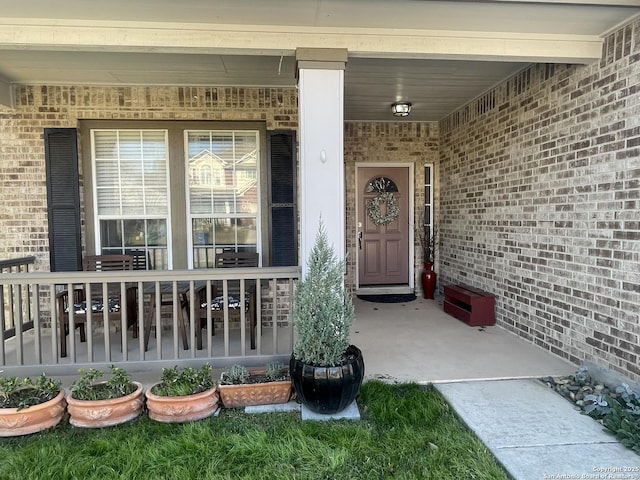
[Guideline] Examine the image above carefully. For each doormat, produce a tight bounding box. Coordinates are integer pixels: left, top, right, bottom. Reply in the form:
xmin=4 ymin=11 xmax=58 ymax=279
xmin=357 ymin=294 xmax=416 ymax=303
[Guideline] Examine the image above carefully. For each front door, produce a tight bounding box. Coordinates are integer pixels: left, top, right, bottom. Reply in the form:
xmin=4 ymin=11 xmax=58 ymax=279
xmin=357 ymin=167 xmax=410 ymax=286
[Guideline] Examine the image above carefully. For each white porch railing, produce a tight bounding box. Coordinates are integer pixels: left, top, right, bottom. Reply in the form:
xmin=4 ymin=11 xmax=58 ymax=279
xmin=1 ymin=256 xmax=37 ymax=342
xmin=0 ymin=265 xmax=300 ymax=376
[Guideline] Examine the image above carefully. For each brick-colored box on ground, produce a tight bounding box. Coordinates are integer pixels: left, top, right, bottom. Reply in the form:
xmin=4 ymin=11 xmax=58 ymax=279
xmin=444 ymin=284 xmax=495 ymax=327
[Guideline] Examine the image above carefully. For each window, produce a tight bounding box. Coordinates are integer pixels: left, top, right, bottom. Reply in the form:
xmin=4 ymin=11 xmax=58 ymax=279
xmin=366 ymin=176 xmax=399 ymax=193
xmin=83 ymin=122 xmax=294 ymax=270
xmin=424 ymin=164 xmax=434 ymax=240
xmin=92 ymin=130 xmax=170 ymax=269
xmin=187 ymin=131 xmax=259 ymax=268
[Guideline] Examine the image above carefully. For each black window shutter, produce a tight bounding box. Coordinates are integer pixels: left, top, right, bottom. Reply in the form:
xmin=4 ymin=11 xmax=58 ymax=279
xmin=44 ymin=128 xmax=82 ymax=272
xmin=267 ymin=131 xmax=297 ymax=266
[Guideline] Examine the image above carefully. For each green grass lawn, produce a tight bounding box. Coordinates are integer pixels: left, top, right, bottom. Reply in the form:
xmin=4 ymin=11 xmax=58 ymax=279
xmin=0 ymin=381 xmax=508 ymax=480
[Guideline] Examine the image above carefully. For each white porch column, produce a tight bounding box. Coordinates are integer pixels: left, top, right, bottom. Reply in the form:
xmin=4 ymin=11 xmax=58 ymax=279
xmin=296 ymin=48 xmax=347 ymax=277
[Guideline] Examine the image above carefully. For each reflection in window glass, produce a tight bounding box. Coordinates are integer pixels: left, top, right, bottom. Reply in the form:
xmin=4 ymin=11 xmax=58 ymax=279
xmin=123 ymin=219 xmax=147 ymax=246
xmin=187 ymin=130 xmax=260 ymax=268
xmin=100 ymin=220 xmax=122 ymax=248
xmin=192 ymin=219 xmax=212 ymax=245
xmin=100 ymin=219 xmax=168 ymax=269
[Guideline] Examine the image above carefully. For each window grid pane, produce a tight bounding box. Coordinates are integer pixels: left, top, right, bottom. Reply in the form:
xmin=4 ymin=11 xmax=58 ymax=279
xmin=424 ymin=164 xmax=434 ymax=237
xmin=187 ymin=130 xmax=259 ymax=268
xmin=93 ymin=130 xmax=170 ymax=269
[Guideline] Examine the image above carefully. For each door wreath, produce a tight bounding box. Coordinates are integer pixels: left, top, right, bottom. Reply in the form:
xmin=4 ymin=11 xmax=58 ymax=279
xmin=366 ymin=192 xmax=399 ymax=225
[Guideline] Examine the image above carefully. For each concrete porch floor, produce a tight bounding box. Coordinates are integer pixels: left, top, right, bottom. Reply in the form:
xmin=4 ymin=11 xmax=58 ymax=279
xmin=352 ymin=295 xmax=576 ymax=383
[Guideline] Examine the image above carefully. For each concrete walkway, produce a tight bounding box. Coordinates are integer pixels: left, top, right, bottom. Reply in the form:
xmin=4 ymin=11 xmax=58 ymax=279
xmin=352 ymin=297 xmax=640 ymax=479
xmin=436 ymin=379 xmax=640 ymax=479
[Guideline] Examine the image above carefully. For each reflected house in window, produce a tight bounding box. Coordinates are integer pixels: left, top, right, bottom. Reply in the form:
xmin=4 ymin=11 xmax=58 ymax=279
xmin=188 ymin=148 xmax=258 ymax=204
xmin=186 ymin=131 xmax=260 ymax=266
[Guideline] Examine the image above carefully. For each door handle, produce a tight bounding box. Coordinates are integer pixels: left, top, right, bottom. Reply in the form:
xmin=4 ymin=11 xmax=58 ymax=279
xmin=358 ymin=231 xmax=362 ymax=250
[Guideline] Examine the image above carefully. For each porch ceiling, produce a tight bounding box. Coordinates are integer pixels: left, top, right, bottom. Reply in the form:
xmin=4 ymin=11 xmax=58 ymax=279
xmin=0 ymin=0 xmax=638 ymax=121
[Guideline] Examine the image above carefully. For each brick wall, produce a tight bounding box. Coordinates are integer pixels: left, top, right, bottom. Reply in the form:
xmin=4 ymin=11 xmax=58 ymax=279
xmin=1 ymin=90 xmax=441 ymax=292
xmin=344 ymin=122 xmax=440 ymax=291
xmin=2 ymin=25 xmax=638 ymax=378
xmin=0 ymin=85 xmax=298 ymax=329
xmin=439 ymin=20 xmax=640 ymax=380
xmin=0 ymin=85 xmax=298 ymax=271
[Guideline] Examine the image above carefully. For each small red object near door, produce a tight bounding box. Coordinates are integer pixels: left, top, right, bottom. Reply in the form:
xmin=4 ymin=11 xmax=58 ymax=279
xmin=443 ymin=284 xmax=495 ymax=327
xmin=421 ymin=262 xmax=437 ymax=299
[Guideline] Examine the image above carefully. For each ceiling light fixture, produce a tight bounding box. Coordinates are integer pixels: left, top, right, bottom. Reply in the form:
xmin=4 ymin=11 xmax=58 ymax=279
xmin=391 ymin=102 xmax=411 ymax=117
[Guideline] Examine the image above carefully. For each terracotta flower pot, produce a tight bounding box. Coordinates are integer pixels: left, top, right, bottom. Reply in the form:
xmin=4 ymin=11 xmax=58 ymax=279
xmin=66 ymin=382 xmax=144 ymax=428
xmin=145 ymin=385 xmax=219 ymax=423
xmin=0 ymin=389 xmax=66 ymax=437
xmin=218 ymin=369 xmax=292 ymax=408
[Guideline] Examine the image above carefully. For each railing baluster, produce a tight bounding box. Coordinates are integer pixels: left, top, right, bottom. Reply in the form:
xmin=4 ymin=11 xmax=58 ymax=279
xmin=189 ymin=280 xmax=195 ymax=359
xmin=137 ymin=281 xmax=144 ymax=359
xmin=67 ymin=282 xmax=76 ymax=362
xmin=223 ymin=280 xmax=230 ymax=357
xmin=155 ymin=281 xmax=162 ymax=360
xmin=13 ymin=285 xmax=23 ymax=365
xmin=172 ymin=281 xmax=179 ymax=358
xmin=0 ymin=284 xmax=5 ymax=365
xmin=206 ymin=280 xmax=213 ymax=356
xmin=256 ymin=278 xmax=262 ymax=355
xmin=16 ymin=285 xmax=24 ymax=364
xmin=49 ymin=285 xmax=58 ymax=363
xmin=121 ymin=282 xmax=128 ymax=361
xmin=25 ymin=282 xmax=33 ymax=331
xmin=86 ymin=283 xmax=93 ymax=362
xmin=272 ymin=277 xmax=278 ymax=355
xmin=33 ymin=284 xmax=41 ymax=364
xmin=239 ymin=279 xmax=246 ymax=356
xmin=102 ymin=282 xmax=110 ymax=362
xmin=8 ymin=284 xmax=16 ymax=337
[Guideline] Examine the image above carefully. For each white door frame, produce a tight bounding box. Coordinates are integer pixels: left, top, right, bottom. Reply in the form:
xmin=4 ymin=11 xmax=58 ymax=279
xmin=355 ymin=162 xmax=415 ymax=293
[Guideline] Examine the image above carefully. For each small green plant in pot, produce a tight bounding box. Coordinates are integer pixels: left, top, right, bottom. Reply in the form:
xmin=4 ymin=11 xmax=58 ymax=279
xmin=221 ymin=365 xmax=251 ymax=385
xmin=219 ymin=361 xmax=292 ymax=408
xmin=290 ymin=222 xmax=364 ymax=414
xmin=0 ymin=374 xmax=62 ymax=410
xmin=145 ymin=363 xmax=219 ymax=423
xmin=265 ymin=361 xmax=289 ymax=382
xmin=67 ymin=365 xmax=143 ymax=428
xmin=0 ymin=374 xmax=66 ymax=436
xmin=70 ymin=366 xmax=137 ymax=401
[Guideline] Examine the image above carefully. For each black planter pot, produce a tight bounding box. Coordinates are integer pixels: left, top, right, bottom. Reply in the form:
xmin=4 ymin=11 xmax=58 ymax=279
xmin=290 ymin=344 xmax=365 ymax=414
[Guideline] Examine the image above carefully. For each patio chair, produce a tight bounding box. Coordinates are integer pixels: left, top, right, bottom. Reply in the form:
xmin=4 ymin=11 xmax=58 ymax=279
xmin=126 ymin=248 xmax=152 ymax=271
xmin=195 ymin=252 xmax=259 ymax=350
xmin=56 ymin=254 xmax=138 ymax=357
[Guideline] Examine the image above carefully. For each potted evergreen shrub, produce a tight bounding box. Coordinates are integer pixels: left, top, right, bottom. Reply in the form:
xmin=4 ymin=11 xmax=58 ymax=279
xmin=218 ymin=361 xmax=292 ymax=408
xmin=67 ymin=365 xmax=143 ymax=428
xmin=145 ymin=363 xmax=218 ymax=423
xmin=0 ymin=374 xmax=66 ymax=436
xmin=289 ymin=223 xmax=365 ymax=414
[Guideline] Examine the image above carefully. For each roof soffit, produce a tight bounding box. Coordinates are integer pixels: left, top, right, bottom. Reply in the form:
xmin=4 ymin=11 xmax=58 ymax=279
xmin=0 ymin=18 xmax=605 ymax=64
